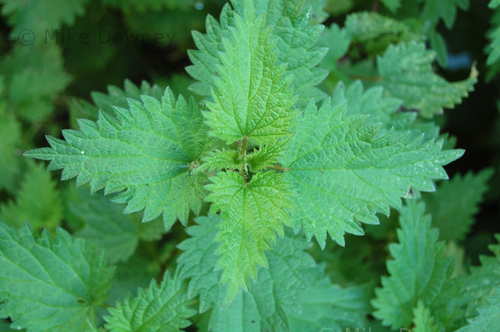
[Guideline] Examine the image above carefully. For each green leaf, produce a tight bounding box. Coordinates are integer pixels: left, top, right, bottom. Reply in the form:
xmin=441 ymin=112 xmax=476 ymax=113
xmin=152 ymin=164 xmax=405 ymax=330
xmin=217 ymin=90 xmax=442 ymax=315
xmin=457 ymin=287 xmax=500 ymax=331
xmin=310 ymin=234 xmax=387 ymax=285
xmin=458 ymin=236 xmax=500 ymax=324
xmin=340 ymin=81 xmax=402 ymax=125
xmin=487 ymin=7 xmax=500 ymax=66
xmin=0 ymin=0 xmax=89 ymax=37
xmin=423 ymin=169 xmax=493 ymax=241
xmin=69 ymin=80 xmax=165 ymax=130
xmin=26 ymin=89 xmax=209 ymax=229
xmin=381 ymin=0 xmax=401 ymax=12
xmin=0 ymin=106 xmax=22 ymax=192
xmin=198 ymin=149 xmax=243 ymax=173
xmin=205 ymin=171 xmax=292 ymax=297
xmin=0 ymin=44 xmax=71 ymax=122
xmin=0 ymin=162 xmax=62 ymax=231
xmin=377 ymin=41 xmax=477 ymax=118
xmin=187 ymin=0 xmax=327 ymax=108
xmin=102 ymin=0 xmax=198 ymax=12
xmin=200 ymin=145 xmax=284 ymax=174
xmin=104 ymin=271 xmax=196 ymax=332
xmin=284 ymin=282 xmax=371 ymax=332
xmin=281 ymin=84 xmax=462 ymax=248
xmin=339 ymin=82 xmax=440 ymax=142
xmin=106 ymin=254 xmax=161 ymax=307
xmin=415 ymin=236 xmax=500 ymax=331
xmin=345 ymin=12 xmax=421 ymax=56
xmin=178 ymin=216 xmax=371 ymax=331
xmin=422 ymin=0 xmax=469 ymax=29
xmin=246 ymin=144 xmax=283 ymax=171
xmin=0 ymin=320 xmax=24 ymax=331
xmin=177 ymin=215 xmax=222 ymax=312
xmin=93 ymin=80 xmax=164 ymax=118
xmin=0 ymin=224 xmax=114 ymax=332
xmin=413 ymin=302 xmax=440 ymax=332
xmin=66 ymin=187 xmax=164 ymax=263
xmin=202 ymin=13 xmax=295 ymax=145
xmin=429 ymin=30 xmax=448 ymax=67
xmin=320 ymin=23 xmax=351 ymax=71
xmin=491 ymin=0 xmax=500 ymax=8
xmin=372 ymin=201 xmax=453 ymax=329
xmin=208 ymin=291 xmax=262 ymax=332
xmin=259 ymin=0 xmax=328 ymax=105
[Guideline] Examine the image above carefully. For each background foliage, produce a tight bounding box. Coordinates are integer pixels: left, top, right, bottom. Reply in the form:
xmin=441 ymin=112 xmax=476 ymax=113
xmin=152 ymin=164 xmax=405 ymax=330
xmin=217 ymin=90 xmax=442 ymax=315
xmin=0 ymin=0 xmax=499 ymax=331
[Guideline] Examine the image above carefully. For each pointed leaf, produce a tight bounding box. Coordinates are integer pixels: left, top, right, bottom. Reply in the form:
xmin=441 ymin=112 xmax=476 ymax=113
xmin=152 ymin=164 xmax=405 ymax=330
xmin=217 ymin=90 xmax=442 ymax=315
xmin=281 ymin=84 xmax=462 ymax=248
xmin=423 ymin=169 xmax=493 ymax=241
xmin=377 ymin=42 xmax=477 ymax=118
xmin=26 ymin=89 xmax=209 ymax=228
xmin=0 ymin=163 xmax=62 ymax=231
xmin=104 ymin=271 xmax=196 ymax=332
xmin=372 ymin=201 xmax=453 ymax=329
xmin=205 ymin=171 xmax=291 ymax=296
xmin=0 ymin=224 xmax=114 ymax=332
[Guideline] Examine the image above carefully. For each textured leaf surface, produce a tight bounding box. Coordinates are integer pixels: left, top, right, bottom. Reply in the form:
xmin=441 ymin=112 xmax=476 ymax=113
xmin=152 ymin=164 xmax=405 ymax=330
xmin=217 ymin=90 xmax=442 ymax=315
xmin=187 ymin=0 xmax=327 ymax=107
xmin=413 ymin=302 xmax=440 ymax=332
xmin=0 ymin=163 xmax=62 ymax=231
xmin=457 ymin=241 xmax=500 ymax=331
xmin=205 ymin=171 xmax=291 ymax=296
xmin=456 ymin=287 xmax=500 ymax=331
xmin=339 ymin=81 xmax=401 ymax=125
xmin=199 ymin=145 xmax=283 ymax=174
xmin=415 ymin=236 xmax=500 ymax=331
xmin=372 ymin=201 xmax=453 ymax=329
xmin=338 ymin=81 xmax=440 ymax=142
xmin=250 ymin=0 xmax=328 ymax=105
xmin=104 ymin=272 xmax=195 ymax=332
xmin=93 ymin=81 xmax=163 ymax=118
xmin=320 ymin=24 xmax=351 ymax=71
xmin=69 ymin=80 xmax=164 ymax=130
xmin=178 ymin=216 xmax=370 ymax=331
xmin=281 ymin=84 xmax=462 ymax=248
xmin=423 ymin=169 xmax=493 ymax=241
xmin=377 ymin=42 xmax=477 ymax=118
xmin=0 ymin=224 xmax=114 ymax=332
xmin=199 ymin=149 xmax=242 ymax=173
xmin=26 ymin=89 xmax=209 ymax=228
xmin=345 ymin=12 xmax=420 ymax=55
xmin=177 ymin=216 xmax=221 ymax=312
xmin=66 ymin=187 xmax=163 ymax=263
xmin=0 ymin=0 xmax=89 ymax=37
xmin=203 ymin=13 xmax=295 ymax=145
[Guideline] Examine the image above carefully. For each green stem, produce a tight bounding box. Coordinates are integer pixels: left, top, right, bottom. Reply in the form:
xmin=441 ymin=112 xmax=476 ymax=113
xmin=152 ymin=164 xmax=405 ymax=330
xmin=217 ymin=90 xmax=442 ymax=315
xmin=239 ymin=136 xmax=249 ymax=180
xmin=350 ymin=74 xmax=382 ymax=82
xmin=267 ymin=165 xmax=290 ymax=172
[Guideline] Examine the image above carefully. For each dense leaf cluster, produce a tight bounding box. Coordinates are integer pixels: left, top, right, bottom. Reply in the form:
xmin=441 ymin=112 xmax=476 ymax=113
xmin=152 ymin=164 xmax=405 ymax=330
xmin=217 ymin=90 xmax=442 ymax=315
xmin=0 ymin=0 xmax=499 ymax=331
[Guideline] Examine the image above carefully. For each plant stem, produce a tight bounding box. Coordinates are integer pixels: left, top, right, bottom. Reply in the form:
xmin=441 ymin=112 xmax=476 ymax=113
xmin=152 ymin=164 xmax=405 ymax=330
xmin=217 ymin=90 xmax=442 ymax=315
xmin=350 ymin=74 xmax=382 ymax=82
xmin=267 ymin=165 xmax=290 ymax=172
xmin=239 ymin=136 xmax=249 ymax=180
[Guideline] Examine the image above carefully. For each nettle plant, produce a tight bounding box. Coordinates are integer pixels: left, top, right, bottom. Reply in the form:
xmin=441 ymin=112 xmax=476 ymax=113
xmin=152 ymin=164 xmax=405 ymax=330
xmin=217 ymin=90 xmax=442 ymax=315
xmin=0 ymin=0 xmax=498 ymax=331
